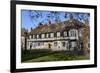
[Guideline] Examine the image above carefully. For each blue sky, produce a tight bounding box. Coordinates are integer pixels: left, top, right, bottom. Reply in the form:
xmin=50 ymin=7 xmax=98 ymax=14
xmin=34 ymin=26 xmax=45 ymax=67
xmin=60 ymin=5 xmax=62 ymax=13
xmin=21 ymin=10 xmax=90 ymax=31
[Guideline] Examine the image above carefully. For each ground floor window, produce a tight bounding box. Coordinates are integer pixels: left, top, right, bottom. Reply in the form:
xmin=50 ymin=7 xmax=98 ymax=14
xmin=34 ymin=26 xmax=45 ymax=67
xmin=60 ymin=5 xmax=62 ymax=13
xmin=39 ymin=42 xmax=44 ymax=46
xmin=67 ymin=43 xmax=69 ymax=50
xmin=38 ymin=42 xmax=40 ymax=46
xmin=70 ymin=42 xmax=76 ymax=48
xmin=54 ymin=42 xmax=57 ymax=46
xmin=62 ymin=42 xmax=66 ymax=47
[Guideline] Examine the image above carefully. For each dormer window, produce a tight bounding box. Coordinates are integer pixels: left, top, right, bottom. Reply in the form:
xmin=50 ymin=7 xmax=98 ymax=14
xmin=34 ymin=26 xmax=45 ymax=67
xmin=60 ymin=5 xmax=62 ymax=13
xmin=42 ymin=34 xmax=45 ymax=38
xmin=46 ymin=33 xmax=49 ymax=38
xmin=33 ymin=35 xmax=35 ymax=38
xmin=37 ymin=35 xmax=39 ymax=38
xmin=48 ymin=33 xmax=50 ymax=38
xmin=64 ymin=31 xmax=67 ymax=37
xmin=57 ymin=32 xmax=60 ymax=37
xmin=39 ymin=34 xmax=41 ymax=38
xmin=50 ymin=33 xmax=54 ymax=38
xmin=35 ymin=35 xmax=37 ymax=39
xmin=54 ymin=33 xmax=57 ymax=37
xmin=69 ymin=29 xmax=77 ymax=37
xmin=29 ymin=35 xmax=31 ymax=39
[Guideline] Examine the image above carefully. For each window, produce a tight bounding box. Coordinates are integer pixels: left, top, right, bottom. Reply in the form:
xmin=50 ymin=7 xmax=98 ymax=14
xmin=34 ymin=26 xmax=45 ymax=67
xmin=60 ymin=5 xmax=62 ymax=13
xmin=44 ymin=33 xmax=46 ymax=38
xmin=29 ymin=35 xmax=33 ymax=39
xmin=35 ymin=43 xmax=37 ymax=47
xmin=31 ymin=35 xmax=33 ymax=38
xmin=60 ymin=32 xmax=63 ymax=37
xmin=37 ymin=35 xmax=39 ymax=38
xmin=69 ymin=29 xmax=77 ymax=37
xmin=74 ymin=31 xmax=76 ymax=37
xmin=71 ymin=42 xmax=76 ymax=48
xmin=38 ymin=42 xmax=40 ymax=46
xmin=54 ymin=33 xmax=57 ymax=37
xmin=33 ymin=35 xmax=35 ymax=38
xmin=42 ymin=34 xmax=45 ymax=38
xmin=74 ymin=30 xmax=77 ymax=37
xmin=30 ymin=43 xmax=33 ymax=49
xmin=57 ymin=32 xmax=60 ymax=37
xmin=67 ymin=43 xmax=69 ymax=49
xmin=54 ymin=42 xmax=57 ymax=46
xmin=64 ymin=31 xmax=67 ymax=36
xmin=46 ymin=33 xmax=49 ymax=38
xmin=39 ymin=34 xmax=41 ymax=38
xmin=29 ymin=35 xmax=31 ymax=39
xmin=32 ymin=43 xmax=35 ymax=47
xmin=35 ymin=35 xmax=37 ymax=39
xmin=48 ymin=33 xmax=50 ymax=38
xmin=41 ymin=42 xmax=44 ymax=45
xmin=62 ymin=42 xmax=66 ymax=47
xmin=50 ymin=33 xmax=54 ymax=38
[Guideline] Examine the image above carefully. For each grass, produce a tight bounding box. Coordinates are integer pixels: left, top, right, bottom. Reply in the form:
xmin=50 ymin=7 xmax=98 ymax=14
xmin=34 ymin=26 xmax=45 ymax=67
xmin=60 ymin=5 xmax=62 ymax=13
xmin=21 ymin=49 xmax=89 ymax=63
xmin=21 ymin=49 xmax=53 ymax=62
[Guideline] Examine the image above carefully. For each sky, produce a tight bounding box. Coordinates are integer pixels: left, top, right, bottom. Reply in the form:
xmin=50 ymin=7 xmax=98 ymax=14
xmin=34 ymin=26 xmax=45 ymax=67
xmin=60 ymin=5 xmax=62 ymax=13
xmin=21 ymin=10 xmax=90 ymax=31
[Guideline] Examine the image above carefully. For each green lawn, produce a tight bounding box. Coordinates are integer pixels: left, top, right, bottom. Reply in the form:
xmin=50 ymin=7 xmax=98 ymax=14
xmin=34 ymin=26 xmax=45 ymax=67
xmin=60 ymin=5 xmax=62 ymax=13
xmin=21 ymin=49 xmax=89 ymax=63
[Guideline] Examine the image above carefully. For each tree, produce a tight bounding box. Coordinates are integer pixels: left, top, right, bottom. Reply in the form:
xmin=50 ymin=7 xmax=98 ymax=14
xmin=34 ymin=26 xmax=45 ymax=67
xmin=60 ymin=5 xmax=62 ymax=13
xmin=38 ymin=22 xmax=43 ymax=26
xmin=79 ymin=25 xmax=90 ymax=56
xmin=24 ymin=31 xmax=28 ymax=52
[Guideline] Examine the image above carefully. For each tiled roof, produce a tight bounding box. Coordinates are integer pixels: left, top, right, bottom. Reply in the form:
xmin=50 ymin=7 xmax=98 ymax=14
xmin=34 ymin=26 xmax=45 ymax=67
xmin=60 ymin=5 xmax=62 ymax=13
xmin=30 ymin=19 xmax=88 ymax=35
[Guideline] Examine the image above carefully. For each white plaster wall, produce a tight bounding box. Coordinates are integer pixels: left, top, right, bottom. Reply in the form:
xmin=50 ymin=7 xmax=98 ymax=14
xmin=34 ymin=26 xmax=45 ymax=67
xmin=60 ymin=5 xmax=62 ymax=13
xmin=27 ymin=41 xmax=69 ymax=51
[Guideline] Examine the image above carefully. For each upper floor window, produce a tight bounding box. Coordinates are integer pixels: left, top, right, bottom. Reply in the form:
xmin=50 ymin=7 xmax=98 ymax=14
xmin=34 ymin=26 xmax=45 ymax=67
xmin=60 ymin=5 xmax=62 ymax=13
xmin=69 ymin=29 xmax=77 ymax=37
xmin=39 ymin=34 xmax=41 ymax=38
xmin=37 ymin=35 xmax=39 ymax=38
xmin=48 ymin=33 xmax=50 ymax=38
xmin=46 ymin=33 xmax=49 ymax=38
xmin=60 ymin=32 xmax=64 ymax=37
xmin=42 ymin=34 xmax=45 ymax=38
xmin=33 ymin=35 xmax=35 ymax=39
xmin=57 ymin=32 xmax=60 ymax=37
xmin=35 ymin=35 xmax=37 ymax=39
xmin=50 ymin=33 xmax=54 ymax=38
xmin=29 ymin=35 xmax=32 ymax=39
xmin=64 ymin=31 xmax=67 ymax=37
xmin=54 ymin=33 xmax=57 ymax=37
